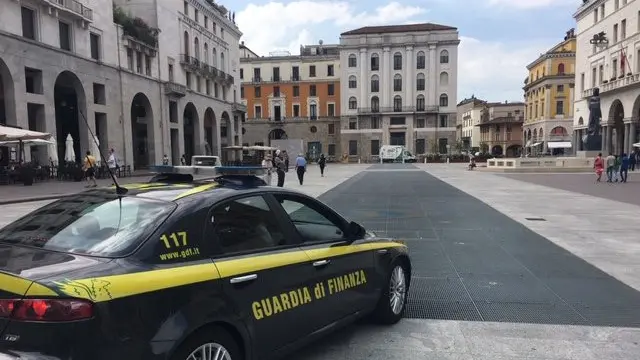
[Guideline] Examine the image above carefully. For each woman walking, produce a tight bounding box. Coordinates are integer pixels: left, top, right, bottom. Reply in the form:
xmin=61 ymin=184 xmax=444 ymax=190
xmin=318 ymin=154 xmax=326 ymax=177
xmin=593 ymin=152 xmax=604 ymax=182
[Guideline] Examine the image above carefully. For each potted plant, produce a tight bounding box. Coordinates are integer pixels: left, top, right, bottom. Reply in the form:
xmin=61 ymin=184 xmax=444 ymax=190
xmin=20 ymin=163 xmax=35 ymax=186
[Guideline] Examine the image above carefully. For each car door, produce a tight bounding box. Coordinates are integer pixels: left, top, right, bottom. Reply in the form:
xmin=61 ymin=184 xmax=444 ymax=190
xmin=205 ymin=194 xmax=317 ymax=355
xmin=269 ymin=193 xmax=376 ymax=327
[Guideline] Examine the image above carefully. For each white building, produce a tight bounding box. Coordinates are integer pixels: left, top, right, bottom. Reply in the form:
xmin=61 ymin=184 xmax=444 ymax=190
xmin=0 ymin=0 xmax=243 ymax=170
xmin=338 ymin=23 xmax=460 ymax=160
xmin=573 ymin=0 xmax=639 ymax=155
xmin=457 ymin=96 xmax=486 ymax=150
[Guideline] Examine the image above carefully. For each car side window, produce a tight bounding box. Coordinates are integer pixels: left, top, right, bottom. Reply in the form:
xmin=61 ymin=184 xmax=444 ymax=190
xmin=146 ymin=208 xmax=209 ymax=264
xmin=273 ymin=194 xmax=346 ymax=243
xmin=209 ymin=195 xmax=287 ymax=254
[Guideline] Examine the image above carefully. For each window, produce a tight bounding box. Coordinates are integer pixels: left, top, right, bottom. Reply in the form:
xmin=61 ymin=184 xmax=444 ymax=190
xmin=253 ymin=68 xmax=261 ymax=81
xmin=328 ymin=144 xmax=336 ymax=156
xmin=416 ymin=118 xmax=426 ymax=128
xmin=371 ymin=96 xmax=379 ymax=111
xmin=440 ymin=50 xmax=449 ymax=64
xmin=594 ymin=8 xmax=598 ymax=23
xmin=310 ymin=85 xmax=316 ymax=97
xmin=273 ymin=86 xmax=280 ymax=97
xmin=90 ymin=33 xmax=101 ymax=60
xmin=240 ymin=86 xmax=244 ymax=99
xmin=416 ymin=74 xmax=425 ymax=91
xmin=194 ymin=9 xmax=199 ymax=22
xmin=348 ymin=140 xmax=358 ymax=155
xmin=309 ymin=104 xmax=317 ymax=120
xmin=25 ymin=68 xmax=43 ymax=95
xmin=328 ymin=123 xmax=335 ymax=134
xmin=127 ymin=48 xmax=134 ymax=70
xmin=393 ymin=96 xmax=402 ymax=111
xmin=254 ymin=105 xmax=262 ymax=118
xmin=348 ymin=54 xmax=357 ymax=67
xmin=254 ymin=86 xmax=261 ymax=97
xmin=327 ymin=64 xmax=334 ymax=76
xmin=184 ymin=1 xmax=189 ymax=15
xmin=168 ymin=64 xmax=174 ymax=81
xmin=348 ymin=76 xmax=357 ymax=89
xmin=599 ymin=65 xmax=604 ymax=84
xmin=209 ymin=196 xmax=287 ymax=254
xmin=613 ymin=24 xmax=619 ymax=43
xmin=439 ymin=115 xmax=448 ymax=127
xmin=621 ymin=19 xmax=626 ymax=39
xmin=371 ymin=75 xmax=379 ymax=92
xmin=415 ymin=139 xmax=425 ymax=154
xmin=370 ymin=54 xmax=379 ymax=71
xmin=327 ymin=83 xmax=335 ymax=96
xmin=93 ymin=83 xmax=106 ymax=104
xmin=349 ymin=118 xmax=357 ymax=129
xmin=591 ymin=67 xmax=597 ymax=87
xmin=292 ymin=66 xmax=300 ymax=81
xmin=59 ymin=21 xmax=71 ymax=51
xmin=240 ymin=69 xmax=243 ymax=79
xmin=440 ymin=72 xmax=449 ymax=86
xmin=371 ymin=116 xmax=380 ymax=129
xmin=309 ymin=65 xmax=316 ymax=77
xmin=293 ymin=104 xmax=300 ymax=117
xmin=390 ymin=117 xmax=405 ymax=125
xmin=21 ymin=6 xmax=36 ymax=40
xmin=293 ymin=86 xmax=300 ymax=97
xmin=328 ymin=103 xmax=335 ymax=116
xmin=439 ymin=94 xmax=448 ymax=107
xmin=136 ymin=51 xmax=143 ymax=73
xmin=371 ymin=140 xmax=380 ymax=156
xmin=274 ymin=195 xmax=346 ymax=243
xmin=615 ymin=0 xmax=619 ymax=10
xmin=416 ymin=52 xmax=425 ymax=69
xmin=416 ymin=95 xmax=425 ymax=111
xmin=204 ymin=16 xmax=208 ymax=29
xmin=349 ymin=97 xmax=357 ymax=109
xmin=556 ymin=100 xmax=564 ymax=115
xmin=612 ymin=59 xmax=618 ymax=78
xmin=145 ymin=56 xmax=151 ymax=76
xmin=272 ymin=67 xmax=280 ymax=82
xmin=557 ymin=84 xmax=564 ymax=93
xmin=393 ymin=53 xmax=402 ymax=70
xmin=0 ymin=195 xmax=175 ymax=257
xmin=580 ymin=73 xmax=585 ymax=92
xmin=393 ymin=74 xmax=402 ymax=92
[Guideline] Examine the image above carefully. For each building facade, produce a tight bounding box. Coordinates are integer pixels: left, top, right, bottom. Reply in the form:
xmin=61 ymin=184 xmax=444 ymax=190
xmin=338 ymin=23 xmax=460 ymax=161
xmin=573 ymin=0 xmax=639 ymax=155
xmin=477 ymin=102 xmax=525 ymax=156
xmin=0 ymin=0 xmax=243 ymax=170
xmin=523 ymin=29 xmax=576 ymax=155
xmin=240 ymin=43 xmax=341 ymax=160
xmin=457 ymin=96 xmax=486 ymax=151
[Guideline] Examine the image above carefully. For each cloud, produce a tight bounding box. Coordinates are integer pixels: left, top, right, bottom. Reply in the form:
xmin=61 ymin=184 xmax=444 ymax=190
xmin=457 ymin=36 xmax=557 ymax=101
xmin=236 ymin=1 xmax=426 ymax=55
xmin=486 ymin=0 xmax=576 ymax=9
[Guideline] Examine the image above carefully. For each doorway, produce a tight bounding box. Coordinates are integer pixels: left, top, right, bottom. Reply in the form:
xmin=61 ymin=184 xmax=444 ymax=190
xmin=307 ymin=141 xmax=321 ymax=161
xmin=390 ymin=132 xmax=406 ymax=146
xmin=274 ymin=105 xmax=281 ymax=121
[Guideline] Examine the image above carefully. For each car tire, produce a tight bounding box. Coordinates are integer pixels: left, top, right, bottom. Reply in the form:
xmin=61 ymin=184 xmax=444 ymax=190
xmin=171 ymin=326 xmax=243 ymax=360
xmin=371 ymin=260 xmax=409 ymax=324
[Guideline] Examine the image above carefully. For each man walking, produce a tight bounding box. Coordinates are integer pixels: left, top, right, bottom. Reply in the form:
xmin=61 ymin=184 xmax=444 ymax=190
xmin=620 ymin=153 xmax=629 ymax=183
xmin=605 ymin=152 xmax=615 ymax=182
xmin=295 ymin=153 xmax=307 ymax=185
xmin=83 ymin=150 xmax=98 ymax=188
xmin=107 ymin=148 xmax=119 ymax=182
xmin=274 ymin=150 xmax=286 ymax=187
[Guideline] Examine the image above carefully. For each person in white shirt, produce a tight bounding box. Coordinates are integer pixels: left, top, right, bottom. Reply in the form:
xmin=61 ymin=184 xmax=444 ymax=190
xmin=107 ymin=148 xmax=119 ymax=182
xmin=261 ymin=153 xmax=273 ymax=185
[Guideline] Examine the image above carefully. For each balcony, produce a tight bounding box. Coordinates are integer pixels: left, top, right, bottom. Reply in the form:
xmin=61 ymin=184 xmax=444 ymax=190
xmin=600 ymin=73 xmax=640 ymax=94
xmin=180 ymin=54 xmax=202 ymax=72
xmin=380 ymin=106 xmax=416 ymax=113
xmin=232 ymin=103 xmax=247 ymax=113
xmin=226 ymin=74 xmax=234 ymax=84
xmin=548 ymin=134 xmax=571 ymax=141
xmin=357 ymin=107 xmax=380 ymax=115
xmin=415 ymin=105 xmax=439 ymax=113
xmin=164 ymin=82 xmax=187 ymax=97
xmin=45 ymin=0 xmax=93 ymax=22
xmin=251 ymin=77 xmax=262 ymax=83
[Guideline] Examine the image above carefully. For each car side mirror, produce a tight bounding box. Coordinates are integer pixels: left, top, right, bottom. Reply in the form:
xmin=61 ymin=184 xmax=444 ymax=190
xmin=347 ymin=221 xmax=366 ymax=242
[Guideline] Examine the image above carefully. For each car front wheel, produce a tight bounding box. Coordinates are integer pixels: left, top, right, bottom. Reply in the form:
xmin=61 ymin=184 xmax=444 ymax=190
xmin=172 ymin=326 xmax=242 ymax=360
xmin=371 ymin=261 xmax=408 ymax=324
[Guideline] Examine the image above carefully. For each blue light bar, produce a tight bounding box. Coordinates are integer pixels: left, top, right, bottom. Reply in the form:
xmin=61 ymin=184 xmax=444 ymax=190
xmin=149 ymin=165 xmax=266 ymax=177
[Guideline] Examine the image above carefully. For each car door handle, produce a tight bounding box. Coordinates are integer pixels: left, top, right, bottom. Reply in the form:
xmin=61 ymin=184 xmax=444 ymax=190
xmin=230 ymin=274 xmax=258 ymax=284
xmin=377 ymin=249 xmax=388 ymax=255
xmin=313 ymin=259 xmax=331 ymax=267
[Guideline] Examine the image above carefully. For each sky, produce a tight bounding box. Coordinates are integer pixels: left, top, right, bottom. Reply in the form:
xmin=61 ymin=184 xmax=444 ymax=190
xmin=228 ymin=0 xmax=579 ymax=103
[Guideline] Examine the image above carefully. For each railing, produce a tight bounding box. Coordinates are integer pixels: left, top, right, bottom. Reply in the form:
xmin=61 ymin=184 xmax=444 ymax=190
xmin=232 ymin=103 xmax=247 ymax=112
xmin=271 ymin=76 xmax=280 ymax=82
xmin=164 ymin=82 xmax=187 ymax=96
xmin=357 ymin=107 xmax=380 ymax=114
xmin=380 ymin=106 xmax=416 ymax=113
xmin=600 ymin=73 xmax=640 ymax=93
xmin=50 ymin=0 xmax=93 ymax=20
xmin=548 ymin=134 xmax=571 ymax=141
xmin=251 ymin=77 xmax=261 ymax=83
xmin=415 ymin=105 xmax=439 ymax=113
xmin=226 ymin=74 xmax=234 ymax=84
xmin=291 ymin=76 xmax=300 ymax=81
xmin=180 ymin=54 xmax=200 ymax=68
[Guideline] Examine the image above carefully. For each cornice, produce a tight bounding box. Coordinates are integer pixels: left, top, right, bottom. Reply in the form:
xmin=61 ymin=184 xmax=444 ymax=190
xmin=573 ymin=0 xmax=605 ymax=20
xmin=339 ymin=39 xmax=459 ymax=51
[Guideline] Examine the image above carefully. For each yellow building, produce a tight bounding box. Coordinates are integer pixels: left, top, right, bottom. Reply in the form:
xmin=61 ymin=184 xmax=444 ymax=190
xmin=523 ymin=29 xmax=576 ymax=155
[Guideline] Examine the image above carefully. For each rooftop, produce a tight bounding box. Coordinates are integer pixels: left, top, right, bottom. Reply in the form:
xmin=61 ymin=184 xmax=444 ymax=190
xmin=341 ymin=23 xmax=457 ymax=36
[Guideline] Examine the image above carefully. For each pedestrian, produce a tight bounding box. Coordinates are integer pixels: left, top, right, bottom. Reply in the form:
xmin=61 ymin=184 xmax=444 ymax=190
xmin=620 ymin=153 xmax=629 ymax=183
xmin=318 ymin=153 xmax=326 ymax=177
xmin=612 ymin=154 xmax=621 ymax=182
xmin=593 ymin=152 xmax=604 ymax=182
xmin=162 ymin=154 xmax=169 ymax=165
xmin=180 ymin=154 xmax=186 ymax=165
xmin=107 ymin=148 xmax=119 ymax=183
xmin=605 ymin=152 xmax=615 ymax=182
xmin=283 ymin=151 xmax=290 ymax=172
xmin=274 ymin=150 xmax=286 ymax=187
xmin=630 ymin=151 xmax=637 ymax=171
xmin=261 ymin=153 xmax=273 ymax=185
xmin=84 ymin=150 xmax=98 ymax=188
xmin=295 ymin=153 xmax=307 ymax=185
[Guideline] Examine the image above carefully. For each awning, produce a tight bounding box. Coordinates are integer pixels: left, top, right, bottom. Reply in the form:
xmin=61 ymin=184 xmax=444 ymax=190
xmin=633 ymin=142 xmax=640 ymax=148
xmin=532 ymin=142 xmax=543 ymax=147
xmin=0 ymin=125 xmax=50 ymax=141
xmin=548 ymin=141 xmax=572 ymax=149
xmin=0 ymin=138 xmax=54 ymax=146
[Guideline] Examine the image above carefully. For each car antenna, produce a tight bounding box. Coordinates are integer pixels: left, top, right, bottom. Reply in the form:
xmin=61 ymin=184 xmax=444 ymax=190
xmin=78 ymin=110 xmax=128 ymax=195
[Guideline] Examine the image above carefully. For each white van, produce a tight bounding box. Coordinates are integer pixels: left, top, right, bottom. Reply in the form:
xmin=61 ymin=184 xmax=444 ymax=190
xmin=379 ymin=145 xmax=417 ymax=163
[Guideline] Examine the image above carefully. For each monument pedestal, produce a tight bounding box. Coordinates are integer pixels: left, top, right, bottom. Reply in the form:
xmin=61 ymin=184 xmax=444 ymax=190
xmin=582 ymin=134 xmax=602 ymax=153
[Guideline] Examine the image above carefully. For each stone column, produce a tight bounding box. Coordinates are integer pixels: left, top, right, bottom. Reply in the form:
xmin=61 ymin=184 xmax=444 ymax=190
xmin=601 ymin=125 xmax=607 ymax=153
xmin=606 ymin=125 xmax=612 ymax=153
xmin=428 ymin=44 xmax=437 ymax=106
xmin=382 ymin=47 xmax=390 ymax=107
xmin=624 ymin=122 xmax=630 ymax=154
xmin=405 ymin=46 xmax=413 ymax=105
xmin=360 ymin=48 xmax=367 ymax=105
xmin=568 ymin=84 xmax=575 ymax=116
xmin=630 ymin=122 xmax=637 ymax=152
xmin=544 ymin=84 xmax=552 ymax=118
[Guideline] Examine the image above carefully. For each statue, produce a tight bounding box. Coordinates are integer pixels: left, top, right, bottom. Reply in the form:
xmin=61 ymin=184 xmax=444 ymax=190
xmin=582 ymin=87 xmax=603 ymax=151
xmin=232 ymin=12 xmax=235 ymax=22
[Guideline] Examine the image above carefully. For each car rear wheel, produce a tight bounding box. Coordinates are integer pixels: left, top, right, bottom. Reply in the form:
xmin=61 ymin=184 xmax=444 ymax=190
xmin=371 ymin=261 xmax=408 ymax=324
xmin=172 ymin=326 xmax=243 ymax=360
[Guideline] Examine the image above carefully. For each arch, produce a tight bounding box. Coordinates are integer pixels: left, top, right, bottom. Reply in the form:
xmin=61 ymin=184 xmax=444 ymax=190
xmin=440 ymin=50 xmax=449 ymax=63
xmin=632 ymin=93 xmax=640 ymax=123
xmin=212 ymin=48 xmax=217 ymax=67
xmin=130 ymin=93 xmax=155 ymax=169
xmin=393 ymin=52 xmax=402 ymax=69
xmin=539 ymin=128 xmax=543 ymax=139
xmin=393 ymin=73 xmax=402 ymax=91
xmin=370 ymin=96 xmax=379 ymax=111
xmin=183 ymin=31 xmax=190 ymax=56
xmin=608 ymin=99 xmax=625 ymax=154
xmin=527 ymin=129 xmax=532 ymax=140
xmin=439 ymin=94 xmax=448 ymax=107
xmin=0 ymin=57 xmax=16 ymax=127
xmin=194 ymin=37 xmax=200 ymax=60
xmin=54 ymin=71 xmax=88 ymax=164
xmin=506 ymin=144 xmax=522 ymax=157
xmin=183 ymin=102 xmax=200 ymax=165
xmin=204 ymin=43 xmax=209 ymax=64
xmin=550 ymin=126 xmax=568 ymax=136
xmin=440 ymin=72 xmax=449 ymax=86
xmin=578 ymin=117 xmax=584 ymax=126
xmin=533 ymin=128 xmax=538 ymax=139
xmin=348 ymin=75 xmax=357 ymax=88
xmin=393 ymin=95 xmax=402 ymax=111
xmin=268 ymin=129 xmax=287 ymax=143
xmin=370 ymin=74 xmax=379 ymax=92
xmin=557 ymin=63 xmax=565 ymax=74
xmin=348 ymin=53 xmax=357 ymax=67
xmin=491 ymin=145 xmax=503 ymax=156
xmin=416 ymin=51 xmax=425 ymax=69
xmin=204 ymin=107 xmax=217 ymax=156
xmin=370 ymin=53 xmax=379 ymax=70
xmin=348 ymin=96 xmax=357 ymax=109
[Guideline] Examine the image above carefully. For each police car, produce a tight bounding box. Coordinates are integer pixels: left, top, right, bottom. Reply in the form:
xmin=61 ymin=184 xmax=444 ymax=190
xmin=0 ymin=166 xmax=411 ymax=360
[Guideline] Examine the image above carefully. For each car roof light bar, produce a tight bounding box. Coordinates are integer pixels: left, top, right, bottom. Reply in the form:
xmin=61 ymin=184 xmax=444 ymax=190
xmin=149 ymin=165 xmax=267 ymax=177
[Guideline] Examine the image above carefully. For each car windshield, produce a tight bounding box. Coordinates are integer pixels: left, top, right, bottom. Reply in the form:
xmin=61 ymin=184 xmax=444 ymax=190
xmin=0 ymin=194 xmax=175 ymax=257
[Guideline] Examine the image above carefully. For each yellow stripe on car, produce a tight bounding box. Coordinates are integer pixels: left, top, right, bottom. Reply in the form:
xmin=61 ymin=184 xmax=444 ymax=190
xmin=0 ymin=272 xmax=58 ymax=297
xmin=173 ymin=183 xmax=219 ymax=200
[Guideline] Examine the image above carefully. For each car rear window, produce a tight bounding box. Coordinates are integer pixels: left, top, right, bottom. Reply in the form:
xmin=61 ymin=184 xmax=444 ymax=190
xmin=0 ymin=194 xmax=176 ymax=257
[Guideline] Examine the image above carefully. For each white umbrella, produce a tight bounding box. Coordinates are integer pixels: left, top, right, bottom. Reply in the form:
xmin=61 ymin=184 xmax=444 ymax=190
xmin=0 ymin=125 xmax=50 ymax=141
xmin=633 ymin=142 xmax=640 ymax=148
xmin=90 ymin=134 xmax=101 ymax=166
xmin=65 ymin=134 xmax=76 ymax=162
xmin=0 ymin=138 xmax=54 ymax=146
xmin=48 ymin=135 xmax=58 ymax=164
